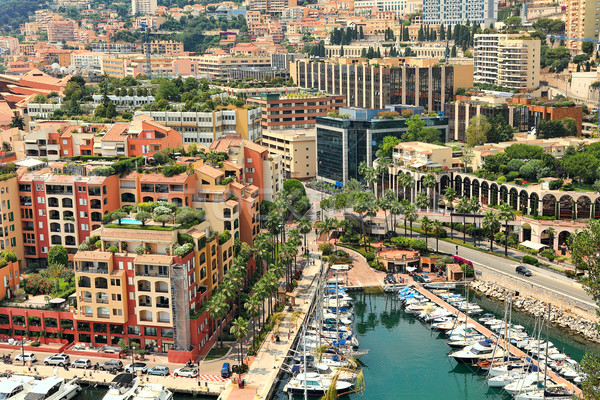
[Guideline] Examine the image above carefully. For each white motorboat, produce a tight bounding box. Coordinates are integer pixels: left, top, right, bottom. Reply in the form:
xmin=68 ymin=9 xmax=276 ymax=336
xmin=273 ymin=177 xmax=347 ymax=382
xmin=503 ymin=373 xmax=544 ymax=395
xmin=133 ymin=385 xmax=172 ymax=400
xmin=283 ymin=372 xmax=353 ymax=396
xmin=449 ymin=341 xmax=505 ymax=364
xmin=513 ymin=386 xmax=573 ymax=400
xmin=382 ymin=283 xmax=407 ymax=292
xmin=446 ymin=336 xmax=487 ymax=350
xmin=0 ymin=376 xmax=39 ymax=400
xmin=102 ymin=374 xmax=139 ymax=400
xmin=24 ymin=377 xmax=80 ymax=400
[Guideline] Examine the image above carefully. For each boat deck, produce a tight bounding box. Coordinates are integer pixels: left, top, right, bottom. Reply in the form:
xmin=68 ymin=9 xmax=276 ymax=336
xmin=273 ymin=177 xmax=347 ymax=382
xmin=412 ymin=283 xmax=582 ymax=397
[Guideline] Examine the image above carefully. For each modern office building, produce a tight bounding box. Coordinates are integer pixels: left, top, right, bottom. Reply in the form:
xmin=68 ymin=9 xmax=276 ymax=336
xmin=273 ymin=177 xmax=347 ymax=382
xmin=247 ymin=92 xmax=346 ymax=131
xmin=422 ymin=0 xmax=497 ymax=27
xmin=474 ymin=34 xmax=541 ymax=90
xmin=291 ymin=58 xmax=473 ymax=112
xmin=132 ymin=0 xmax=157 ymax=15
xmin=316 ymin=107 xmax=448 ymax=184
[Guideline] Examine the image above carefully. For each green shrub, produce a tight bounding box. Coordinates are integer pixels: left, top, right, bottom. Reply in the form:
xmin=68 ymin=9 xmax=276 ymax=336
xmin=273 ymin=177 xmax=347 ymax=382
xmin=365 ymin=253 xmax=375 ymax=262
xmin=540 ymin=248 xmax=556 ymax=261
xmin=319 ymin=243 xmax=333 ymax=255
xmin=564 ymin=270 xmax=576 ymax=278
xmin=496 ymin=176 xmax=507 ymax=184
xmin=561 ymin=182 xmax=573 ymax=191
xmin=522 ymin=255 xmax=538 ymax=265
xmin=506 ymin=171 xmax=520 ymax=181
xmin=548 ymin=179 xmax=563 ymax=190
xmin=460 ymin=263 xmax=474 ymax=277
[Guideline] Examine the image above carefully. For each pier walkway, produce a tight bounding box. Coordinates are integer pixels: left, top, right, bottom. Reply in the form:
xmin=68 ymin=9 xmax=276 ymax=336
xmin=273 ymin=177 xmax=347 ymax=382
xmin=412 ymin=283 xmax=582 ymax=397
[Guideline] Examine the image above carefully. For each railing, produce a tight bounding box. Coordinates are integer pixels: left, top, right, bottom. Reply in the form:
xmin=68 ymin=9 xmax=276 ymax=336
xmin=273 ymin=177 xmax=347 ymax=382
xmin=156 ymin=303 xmax=169 ymax=308
xmin=95 ymin=284 xmax=108 ymax=289
xmin=157 ymin=318 xmax=170 ymax=323
xmin=138 ymin=287 xmax=151 ymax=292
xmin=96 ymin=298 xmax=109 ymax=304
xmin=79 ymin=267 xmax=108 ymax=274
xmin=139 ymin=302 xmax=152 ymax=307
xmin=155 ymin=287 xmax=168 ymax=293
xmin=97 ymin=314 xmax=110 ymax=319
xmin=81 ymin=298 xmax=92 ymax=303
xmin=136 ymin=270 xmax=168 ymax=278
xmin=83 ymin=312 xmax=93 ymax=317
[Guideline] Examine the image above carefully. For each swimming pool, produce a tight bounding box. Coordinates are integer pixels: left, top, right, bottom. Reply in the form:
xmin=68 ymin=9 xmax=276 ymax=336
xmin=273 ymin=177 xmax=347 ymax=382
xmin=119 ymin=218 xmax=142 ymax=225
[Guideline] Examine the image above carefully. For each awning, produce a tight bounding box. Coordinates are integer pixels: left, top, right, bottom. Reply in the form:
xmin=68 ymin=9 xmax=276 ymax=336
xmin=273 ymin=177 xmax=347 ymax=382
xmin=411 ymin=162 xmax=426 ymax=168
xmin=406 ymin=266 xmax=417 ymax=272
xmin=519 ymin=240 xmax=547 ymax=251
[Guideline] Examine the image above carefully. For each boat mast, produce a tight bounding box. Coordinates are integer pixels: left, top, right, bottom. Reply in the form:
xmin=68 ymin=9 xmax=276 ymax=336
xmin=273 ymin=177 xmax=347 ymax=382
xmin=543 ymin=303 xmax=551 ymax=390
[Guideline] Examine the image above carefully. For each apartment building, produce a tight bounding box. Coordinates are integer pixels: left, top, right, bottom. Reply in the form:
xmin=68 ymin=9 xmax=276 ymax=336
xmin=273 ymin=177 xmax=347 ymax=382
xmin=291 ymin=58 xmax=473 ymax=112
xmin=261 ymin=129 xmax=316 ymax=179
xmin=247 ymin=92 xmax=346 ymax=131
xmin=17 ymin=172 xmax=120 ymax=267
xmin=73 ymin=217 xmax=231 ymax=356
xmin=48 ymin=19 xmax=78 ymax=43
xmin=422 ymin=0 xmax=497 ymax=26
xmin=0 ymin=176 xmax=23 ymax=262
xmin=135 ymin=106 xmax=262 ymax=144
xmin=566 ymin=0 xmax=600 ymax=53
xmin=210 ymin=137 xmax=283 ymax=203
xmin=249 ymin=0 xmax=296 ymax=13
xmin=474 ymin=34 xmax=541 ymax=90
xmin=190 ymin=55 xmax=272 ymax=79
xmin=144 ymin=40 xmax=184 ymax=55
xmin=71 ymin=51 xmax=103 ymax=70
xmin=354 ymin=0 xmax=422 ymax=18
xmin=132 ymin=0 xmax=158 ymax=15
xmin=316 ymin=107 xmax=449 ymax=184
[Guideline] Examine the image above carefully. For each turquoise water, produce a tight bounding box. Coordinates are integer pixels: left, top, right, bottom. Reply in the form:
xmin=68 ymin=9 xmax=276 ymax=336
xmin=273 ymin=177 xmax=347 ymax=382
xmin=274 ymin=292 xmax=600 ymax=400
xmin=119 ymin=218 xmax=141 ymax=225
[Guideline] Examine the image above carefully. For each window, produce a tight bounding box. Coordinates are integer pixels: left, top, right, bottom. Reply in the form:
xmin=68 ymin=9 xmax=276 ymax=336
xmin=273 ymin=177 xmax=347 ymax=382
xmin=79 ymin=211 xmax=87 ymax=218
xmin=81 ymin=224 xmax=89 ymax=231
xmin=78 ymin=186 xmax=85 ymax=193
xmin=37 ymin=197 xmax=45 ymax=204
xmin=110 ymin=279 xmax=121 ymax=286
xmin=38 ymin=209 xmax=45 ymax=216
xmin=247 ymin=158 xmax=253 ymax=163
xmin=79 ymin=198 xmax=87 ymax=206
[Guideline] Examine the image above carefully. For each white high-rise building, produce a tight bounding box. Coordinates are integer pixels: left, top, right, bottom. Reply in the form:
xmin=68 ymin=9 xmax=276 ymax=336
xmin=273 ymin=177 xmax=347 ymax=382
xmin=474 ymin=34 xmax=541 ymax=90
xmin=132 ymin=0 xmax=157 ymax=15
xmin=423 ymin=0 xmax=497 ymax=27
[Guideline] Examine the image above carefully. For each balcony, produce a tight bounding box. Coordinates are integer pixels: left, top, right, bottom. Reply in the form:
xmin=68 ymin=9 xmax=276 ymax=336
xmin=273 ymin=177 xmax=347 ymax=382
xmin=81 ymin=297 xmax=92 ymax=303
xmin=96 ymin=298 xmax=109 ymax=304
xmin=97 ymin=314 xmax=110 ymax=319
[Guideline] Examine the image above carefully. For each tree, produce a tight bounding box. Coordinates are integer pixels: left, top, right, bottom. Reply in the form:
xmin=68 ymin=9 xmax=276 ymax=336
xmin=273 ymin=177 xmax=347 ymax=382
xmin=504 ymin=16 xmax=522 ymax=30
xmin=153 ymin=214 xmax=171 ymax=227
xmin=455 ymin=197 xmax=470 ymax=243
xmin=460 ymin=148 xmax=474 ymax=172
xmin=48 ymin=246 xmax=68 ymax=267
xmin=112 ymin=211 xmax=127 ymax=225
xmin=105 ymin=101 xmax=117 ymax=119
xmin=230 ymin=316 xmax=249 ymax=378
xmin=498 ymin=203 xmax=515 ymax=256
xmin=135 ymin=211 xmax=151 ymax=226
xmin=404 ymin=203 xmax=418 ymax=238
xmin=2 ymin=142 xmax=12 ymax=152
xmin=9 ymin=113 xmax=24 ymax=130
xmin=466 ymin=115 xmax=491 ymax=147
xmin=563 ymin=153 xmax=600 ymax=185
xmin=444 ymin=187 xmax=457 ymax=239
xmin=420 ymin=216 xmax=432 ymax=248
xmin=402 ymin=115 xmax=425 ymax=142
xmin=482 ymin=211 xmax=499 ymax=252
xmin=416 ymin=192 xmax=429 ymax=210
xmin=378 ymin=136 xmax=401 ymax=158
xmin=359 ymin=26 xmax=364 ymax=39
xmin=519 ymin=159 xmax=544 ymax=181
xmin=582 ymin=41 xmax=594 ymax=55
xmin=431 ymin=219 xmax=443 ymax=253
xmin=422 ymin=174 xmax=437 ymax=211
xmin=206 ymin=292 xmax=230 ymax=348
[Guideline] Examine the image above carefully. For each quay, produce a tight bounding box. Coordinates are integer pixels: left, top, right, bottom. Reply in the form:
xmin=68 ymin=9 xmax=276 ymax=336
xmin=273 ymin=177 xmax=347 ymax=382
xmin=412 ymin=283 xmax=583 ymax=397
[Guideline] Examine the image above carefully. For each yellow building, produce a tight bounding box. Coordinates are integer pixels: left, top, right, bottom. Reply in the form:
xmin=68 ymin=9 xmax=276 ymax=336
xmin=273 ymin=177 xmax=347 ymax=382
xmin=566 ymin=0 xmax=600 ymax=53
xmin=261 ymin=129 xmax=317 ymax=179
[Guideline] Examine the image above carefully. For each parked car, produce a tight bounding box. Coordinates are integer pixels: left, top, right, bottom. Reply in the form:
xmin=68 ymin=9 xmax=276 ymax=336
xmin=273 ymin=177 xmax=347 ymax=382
xmin=71 ymin=358 xmax=91 ymax=369
xmin=173 ymin=367 xmax=198 ymax=378
xmin=14 ymin=353 xmax=37 ymax=363
xmin=101 ymin=360 xmax=124 ymax=371
xmin=420 ymin=274 xmax=431 ymax=283
xmin=43 ymin=354 xmax=70 ymax=366
xmin=221 ymin=363 xmax=232 ymax=379
xmin=125 ymin=362 xmax=148 ymax=374
xmin=516 ymin=265 xmax=532 ymax=277
xmin=413 ymin=275 xmax=425 ymax=283
xmin=148 ymin=366 xmax=170 ymax=376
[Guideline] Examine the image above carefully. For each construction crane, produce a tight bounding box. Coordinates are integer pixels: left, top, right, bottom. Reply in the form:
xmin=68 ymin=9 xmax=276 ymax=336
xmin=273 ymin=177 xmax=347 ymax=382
xmin=547 ymin=34 xmax=600 ymax=133
xmin=105 ymin=15 xmax=111 ymax=55
xmin=140 ymin=23 xmax=152 ymax=80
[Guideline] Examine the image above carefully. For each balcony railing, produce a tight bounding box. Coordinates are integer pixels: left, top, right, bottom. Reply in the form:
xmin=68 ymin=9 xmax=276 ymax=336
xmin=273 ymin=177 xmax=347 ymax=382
xmin=156 ymin=303 xmax=169 ymax=308
xmin=81 ymin=298 xmax=92 ymax=303
xmin=97 ymin=314 xmax=110 ymax=319
xmin=96 ymin=298 xmax=109 ymax=304
xmin=79 ymin=266 xmax=108 ymax=274
xmin=138 ymin=286 xmax=151 ymax=292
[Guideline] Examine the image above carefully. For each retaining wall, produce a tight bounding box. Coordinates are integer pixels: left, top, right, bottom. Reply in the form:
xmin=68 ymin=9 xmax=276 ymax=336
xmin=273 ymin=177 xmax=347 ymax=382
xmin=473 ymin=262 xmax=598 ymax=321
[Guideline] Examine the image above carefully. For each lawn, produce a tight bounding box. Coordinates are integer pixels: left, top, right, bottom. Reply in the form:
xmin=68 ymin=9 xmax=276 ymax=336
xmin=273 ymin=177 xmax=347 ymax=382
xmin=205 ymin=345 xmax=230 ymax=360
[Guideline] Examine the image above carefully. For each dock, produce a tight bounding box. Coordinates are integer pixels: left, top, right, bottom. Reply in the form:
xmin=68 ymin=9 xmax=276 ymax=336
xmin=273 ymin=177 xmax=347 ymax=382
xmin=412 ymin=283 xmax=583 ymax=397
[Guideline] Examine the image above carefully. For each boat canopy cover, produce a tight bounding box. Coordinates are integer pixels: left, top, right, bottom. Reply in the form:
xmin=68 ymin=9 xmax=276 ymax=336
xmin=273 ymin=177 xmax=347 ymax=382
xmin=111 ymin=374 xmax=135 ymax=384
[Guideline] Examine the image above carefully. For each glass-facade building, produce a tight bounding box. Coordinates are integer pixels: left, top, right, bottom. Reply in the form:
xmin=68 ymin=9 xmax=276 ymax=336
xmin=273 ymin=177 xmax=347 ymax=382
xmin=316 ymin=108 xmax=449 ymax=185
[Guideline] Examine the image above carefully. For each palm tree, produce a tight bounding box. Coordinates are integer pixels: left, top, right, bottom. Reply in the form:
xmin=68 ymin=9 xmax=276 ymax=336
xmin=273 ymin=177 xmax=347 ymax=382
xmin=420 ymin=216 xmax=432 ymax=248
xmin=482 ymin=211 xmax=500 ymax=252
xmin=455 ymin=197 xmax=470 ymax=244
xmin=359 ymin=161 xmax=377 ymax=195
xmin=498 ymin=203 xmax=516 ymax=256
xmin=400 ymin=199 xmax=410 ymax=236
xmin=404 ymin=203 xmax=418 ymax=238
xmin=291 ymin=310 xmax=304 ymax=332
xmin=316 ymin=216 xmax=338 ymax=241
xmin=401 ymin=173 xmax=415 ymax=202
xmin=431 ymin=219 xmax=443 ymax=253
xmin=422 ymin=174 xmax=437 ymax=211
xmin=245 ymin=295 xmax=261 ymax=346
xmin=469 ymin=197 xmax=480 ymax=246
xmin=377 ymin=193 xmax=392 ymax=233
xmin=545 ymin=227 xmax=556 ymax=249
xmin=298 ymin=217 xmax=312 ymax=254
xmin=375 ymin=158 xmax=389 ymax=198
xmin=416 ymin=192 xmax=429 ymax=210
xmin=231 ymin=317 xmax=249 ymax=377
xmin=389 ymin=200 xmax=402 ymax=234
xmin=444 ymin=188 xmax=457 ymax=239
xmin=206 ymin=293 xmax=230 ymax=349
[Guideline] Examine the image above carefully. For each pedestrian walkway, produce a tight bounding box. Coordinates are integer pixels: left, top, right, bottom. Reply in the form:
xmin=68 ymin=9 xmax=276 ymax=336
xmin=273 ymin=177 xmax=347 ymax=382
xmin=219 ymin=254 xmax=325 ymax=400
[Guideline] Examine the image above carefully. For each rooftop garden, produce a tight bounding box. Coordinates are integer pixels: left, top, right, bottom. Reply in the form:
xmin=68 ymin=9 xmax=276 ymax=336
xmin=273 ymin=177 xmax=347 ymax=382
xmin=212 ymin=77 xmax=296 ymax=89
xmin=100 ymin=201 xmax=206 ymax=231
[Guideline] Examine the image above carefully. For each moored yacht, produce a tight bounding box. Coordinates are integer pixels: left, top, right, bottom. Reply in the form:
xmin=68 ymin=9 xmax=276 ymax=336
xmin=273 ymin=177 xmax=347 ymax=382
xmin=0 ymin=376 xmax=39 ymax=400
xmin=132 ymin=384 xmax=173 ymax=400
xmin=283 ymin=372 xmax=353 ymax=396
xmin=23 ymin=377 xmax=80 ymax=400
xmin=449 ymin=341 xmax=505 ymax=364
xmin=102 ymin=374 xmax=139 ymax=400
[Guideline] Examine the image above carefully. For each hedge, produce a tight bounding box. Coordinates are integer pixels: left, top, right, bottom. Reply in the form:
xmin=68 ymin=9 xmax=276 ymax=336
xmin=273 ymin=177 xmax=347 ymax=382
xmin=522 ymin=255 xmax=538 ymax=265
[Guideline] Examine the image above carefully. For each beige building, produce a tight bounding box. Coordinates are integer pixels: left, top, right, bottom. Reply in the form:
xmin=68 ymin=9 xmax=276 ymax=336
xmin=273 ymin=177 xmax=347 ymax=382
xmin=0 ymin=176 xmax=24 ymax=263
xmin=474 ymin=34 xmax=541 ymax=90
xmin=566 ymin=0 xmax=600 ymax=53
xmin=132 ymin=0 xmax=157 ymax=15
xmin=392 ymin=142 xmax=462 ymax=170
xmin=261 ymin=129 xmax=316 ymax=179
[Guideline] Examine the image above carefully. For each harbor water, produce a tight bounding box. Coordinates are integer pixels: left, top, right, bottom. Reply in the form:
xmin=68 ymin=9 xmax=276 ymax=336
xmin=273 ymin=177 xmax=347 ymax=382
xmin=275 ymin=291 xmax=600 ymax=400
xmin=76 ymin=291 xmax=600 ymax=400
